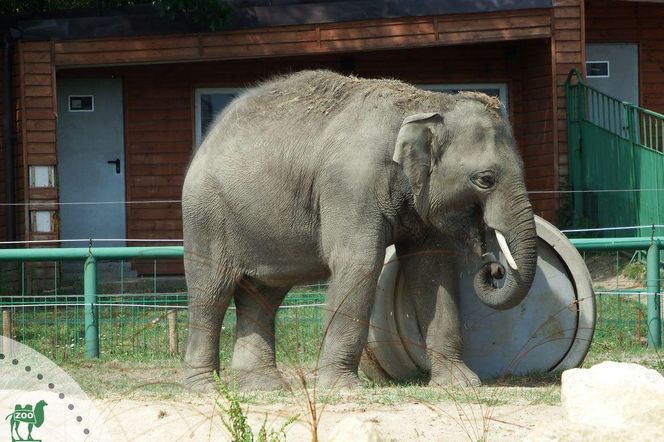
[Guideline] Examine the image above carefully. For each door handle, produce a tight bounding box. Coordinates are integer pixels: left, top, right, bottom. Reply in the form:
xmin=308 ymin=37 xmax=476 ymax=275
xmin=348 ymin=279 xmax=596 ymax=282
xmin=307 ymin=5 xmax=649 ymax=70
xmin=107 ymin=158 xmax=121 ymax=174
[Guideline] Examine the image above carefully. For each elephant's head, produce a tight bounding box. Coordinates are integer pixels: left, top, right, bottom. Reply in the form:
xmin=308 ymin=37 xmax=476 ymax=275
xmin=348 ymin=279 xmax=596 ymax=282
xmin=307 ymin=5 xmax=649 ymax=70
xmin=392 ymin=95 xmax=537 ymax=310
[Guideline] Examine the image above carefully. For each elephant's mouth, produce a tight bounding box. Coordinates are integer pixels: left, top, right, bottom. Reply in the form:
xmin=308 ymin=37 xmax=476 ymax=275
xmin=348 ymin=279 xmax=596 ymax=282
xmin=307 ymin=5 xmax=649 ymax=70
xmin=448 ymin=206 xmax=520 ymax=285
xmin=478 ymin=224 xmax=509 ymax=285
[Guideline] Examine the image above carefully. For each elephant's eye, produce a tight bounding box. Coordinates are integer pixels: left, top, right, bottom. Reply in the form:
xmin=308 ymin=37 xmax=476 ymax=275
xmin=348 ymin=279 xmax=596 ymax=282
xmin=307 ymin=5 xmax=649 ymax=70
xmin=471 ymin=171 xmax=496 ymax=189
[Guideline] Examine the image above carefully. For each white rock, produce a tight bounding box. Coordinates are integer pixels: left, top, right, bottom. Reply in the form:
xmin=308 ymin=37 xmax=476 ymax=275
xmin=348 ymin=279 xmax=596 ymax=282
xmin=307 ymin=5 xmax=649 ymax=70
xmin=527 ymin=361 xmax=664 ymax=441
xmin=561 ymin=361 xmax=664 ymax=430
xmin=327 ymin=416 xmax=383 ymax=442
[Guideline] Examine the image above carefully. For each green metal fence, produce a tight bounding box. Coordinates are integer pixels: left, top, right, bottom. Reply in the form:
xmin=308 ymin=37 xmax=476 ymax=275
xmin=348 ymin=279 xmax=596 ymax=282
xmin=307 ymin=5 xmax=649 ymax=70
xmin=573 ymin=237 xmax=661 ymax=349
xmin=566 ymin=69 xmax=664 ymax=237
xmin=0 ymin=241 xmax=662 ymax=364
xmin=0 ymin=247 xmax=325 ymax=362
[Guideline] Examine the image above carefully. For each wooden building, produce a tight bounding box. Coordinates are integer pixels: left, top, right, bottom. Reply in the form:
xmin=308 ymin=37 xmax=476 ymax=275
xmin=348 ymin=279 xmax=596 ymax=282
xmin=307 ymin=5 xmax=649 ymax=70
xmin=0 ymin=0 xmax=660 ymax=265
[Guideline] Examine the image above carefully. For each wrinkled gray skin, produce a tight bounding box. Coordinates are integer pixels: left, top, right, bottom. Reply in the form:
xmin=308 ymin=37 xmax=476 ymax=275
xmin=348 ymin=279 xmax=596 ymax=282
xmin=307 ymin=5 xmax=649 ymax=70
xmin=182 ymin=70 xmax=537 ymax=391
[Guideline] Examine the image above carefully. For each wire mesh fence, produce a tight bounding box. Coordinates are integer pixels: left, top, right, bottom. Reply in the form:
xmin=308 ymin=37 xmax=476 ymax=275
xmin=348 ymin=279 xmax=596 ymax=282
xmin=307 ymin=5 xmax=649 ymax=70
xmin=0 ymin=259 xmax=326 ymax=362
xmin=580 ymin=249 xmax=662 ymax=351
xmin=0 ymin=248 xmax=662 ymax=364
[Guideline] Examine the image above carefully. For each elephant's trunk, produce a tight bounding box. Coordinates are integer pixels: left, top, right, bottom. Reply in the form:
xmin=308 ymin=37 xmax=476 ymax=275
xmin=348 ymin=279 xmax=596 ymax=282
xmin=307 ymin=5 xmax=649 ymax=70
xmin=473 ymin=192 xmax=537 ymax=310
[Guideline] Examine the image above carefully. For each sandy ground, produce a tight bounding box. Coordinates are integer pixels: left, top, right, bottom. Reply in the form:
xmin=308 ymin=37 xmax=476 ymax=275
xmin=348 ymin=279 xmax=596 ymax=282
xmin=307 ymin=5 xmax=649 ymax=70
xmin=95 ymin=395 xmax=565 ymax=441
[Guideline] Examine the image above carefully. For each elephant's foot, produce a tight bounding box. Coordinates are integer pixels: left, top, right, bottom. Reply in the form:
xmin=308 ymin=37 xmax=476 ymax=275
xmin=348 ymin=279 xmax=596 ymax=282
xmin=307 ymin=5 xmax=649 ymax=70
xmin=317 ymin=370 xmax=363 ymax=390
xmin=429 ymin=361 xmax=481 ymax=388
xmin=183 ymin=365 xmax=219 ymax=393
xmin=231 ymin=367 xmax=290 ymax=392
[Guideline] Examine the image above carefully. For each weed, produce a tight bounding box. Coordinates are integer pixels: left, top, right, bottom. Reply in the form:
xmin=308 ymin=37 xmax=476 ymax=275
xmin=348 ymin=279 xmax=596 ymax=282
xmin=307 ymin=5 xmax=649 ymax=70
xmin=213 ymin=372 xmax=298 ymax=442
xmin=622 ymin=261 xmax=646 ymax=281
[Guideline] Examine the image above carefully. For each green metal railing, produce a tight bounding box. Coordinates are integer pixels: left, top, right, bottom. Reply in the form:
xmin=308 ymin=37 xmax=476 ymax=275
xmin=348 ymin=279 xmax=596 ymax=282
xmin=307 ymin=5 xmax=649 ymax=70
xmin=1 ymin=240 xmax=662 ymax=361
xmin=573 ymin=237 xmax=662 ymax=348
xmin=0 ymin=247 xmax=182 ymax=358
xmin=566 ymin=69 xmax=664 ymax=237
xmin=0 ymin=246 xmax=326 ymax=362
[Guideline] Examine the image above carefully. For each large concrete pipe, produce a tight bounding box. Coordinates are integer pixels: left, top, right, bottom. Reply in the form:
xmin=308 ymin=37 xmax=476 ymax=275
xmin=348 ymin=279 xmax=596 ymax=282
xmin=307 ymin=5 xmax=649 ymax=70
xmin=361 ymin=216 xmax=595 ymax=382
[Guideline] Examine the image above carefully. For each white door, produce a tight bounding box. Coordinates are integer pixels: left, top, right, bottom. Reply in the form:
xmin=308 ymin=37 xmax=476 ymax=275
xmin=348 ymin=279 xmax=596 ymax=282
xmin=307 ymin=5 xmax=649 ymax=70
xmin=57 ymin=77 xmax=126 ymax=246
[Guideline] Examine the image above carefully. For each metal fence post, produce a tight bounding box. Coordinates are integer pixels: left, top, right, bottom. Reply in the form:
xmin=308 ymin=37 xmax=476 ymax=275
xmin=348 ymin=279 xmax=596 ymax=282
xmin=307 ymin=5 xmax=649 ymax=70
xmin=646 ymin=241 xmax=662 ymax=349
xmin=84 ymin=255 xmax=99 ymax=358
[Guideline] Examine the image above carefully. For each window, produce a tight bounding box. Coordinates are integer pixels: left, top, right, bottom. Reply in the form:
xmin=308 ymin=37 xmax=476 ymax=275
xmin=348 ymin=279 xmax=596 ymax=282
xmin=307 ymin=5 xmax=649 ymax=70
xmin=194 ymin=88 xmax=242 ymax=147
xmin=586 ymin=61 xmax=610 ymax=78
xmin=419 ymin=83 xmax=509 ymax=114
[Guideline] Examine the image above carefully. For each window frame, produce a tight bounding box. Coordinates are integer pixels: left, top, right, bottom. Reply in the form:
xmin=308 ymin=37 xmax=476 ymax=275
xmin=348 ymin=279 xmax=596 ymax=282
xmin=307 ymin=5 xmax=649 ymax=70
xmin=194 ymin=87 xmax=243 ymax=147
xmin=585 ymin=61 xmax=611 ymax=79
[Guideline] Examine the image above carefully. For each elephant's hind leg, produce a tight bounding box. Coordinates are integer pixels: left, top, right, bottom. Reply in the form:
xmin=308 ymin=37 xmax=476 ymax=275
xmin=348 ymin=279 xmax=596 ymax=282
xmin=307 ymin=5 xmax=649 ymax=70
xmin=230 ymin=281 xmax=290 ymax=391
xmin=183 ymin=246 xmax=238 ymax=392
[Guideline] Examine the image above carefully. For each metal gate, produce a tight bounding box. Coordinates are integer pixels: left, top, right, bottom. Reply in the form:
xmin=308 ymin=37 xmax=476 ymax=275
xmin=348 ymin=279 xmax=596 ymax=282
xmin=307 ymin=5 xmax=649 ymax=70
xmin=566 ymin=69 xmax=664 ymax=237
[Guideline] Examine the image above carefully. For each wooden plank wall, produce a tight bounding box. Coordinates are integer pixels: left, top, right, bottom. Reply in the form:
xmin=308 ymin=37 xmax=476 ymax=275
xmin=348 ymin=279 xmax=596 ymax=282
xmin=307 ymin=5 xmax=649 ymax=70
xmin=553 ymin=0 xmax=585 ymax=192
xmin=0 ymin=46 xmax=29 ymax=243
xmin=514 ymin=39 xmax=556 ymax=220
xmin=0 ymin=46 xmax=5 ymax=241
xmin=122 ymin=64 xmax=192 ymax=243
xmin=586 ymin=0 xmax=664 ymax=114
xmin=11 ymin=47 xmax=27 ymax=243
xmin=18 ymin=42 xmax=59 ymax=243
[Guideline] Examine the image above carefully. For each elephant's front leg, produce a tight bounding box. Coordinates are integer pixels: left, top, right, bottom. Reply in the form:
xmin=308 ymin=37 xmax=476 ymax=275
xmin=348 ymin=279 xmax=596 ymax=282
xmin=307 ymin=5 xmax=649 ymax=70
xmin=318 ymin=254 xmax=384 ymax=389
xmin=399 ymin=247 xmax=481 ymax=387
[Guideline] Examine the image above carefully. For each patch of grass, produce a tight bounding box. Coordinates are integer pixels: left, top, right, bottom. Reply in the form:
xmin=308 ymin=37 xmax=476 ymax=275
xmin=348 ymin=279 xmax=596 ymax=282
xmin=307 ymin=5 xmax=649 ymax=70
xmin=591 ymin=294 xmax=649 ymax=350
xmin=621 ymin=261 xmax=646 ymax=281
xmin=61 ymin=358 xmax=184 ymax=400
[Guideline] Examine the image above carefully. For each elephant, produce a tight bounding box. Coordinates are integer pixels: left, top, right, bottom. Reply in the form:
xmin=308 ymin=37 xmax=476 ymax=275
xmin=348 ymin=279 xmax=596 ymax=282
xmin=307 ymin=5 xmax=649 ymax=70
xmin=182 ymin=70 xmax=538 ymax=391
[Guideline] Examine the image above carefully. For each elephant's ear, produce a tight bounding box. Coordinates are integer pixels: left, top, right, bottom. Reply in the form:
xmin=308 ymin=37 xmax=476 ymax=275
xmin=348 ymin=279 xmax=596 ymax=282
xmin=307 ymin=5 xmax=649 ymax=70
xmin=392 ymin=112 xmax=443 ymax=197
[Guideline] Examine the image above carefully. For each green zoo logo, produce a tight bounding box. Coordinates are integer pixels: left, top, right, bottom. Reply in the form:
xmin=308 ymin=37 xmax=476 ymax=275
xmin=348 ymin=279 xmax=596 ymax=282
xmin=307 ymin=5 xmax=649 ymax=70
xmin=4 ymin=400 xmax=47 ymax=442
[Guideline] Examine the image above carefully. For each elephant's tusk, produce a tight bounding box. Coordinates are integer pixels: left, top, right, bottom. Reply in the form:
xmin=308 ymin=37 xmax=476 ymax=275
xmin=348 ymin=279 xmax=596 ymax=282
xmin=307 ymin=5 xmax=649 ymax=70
xmin=495 ymin=230 xmax=518 ymax=271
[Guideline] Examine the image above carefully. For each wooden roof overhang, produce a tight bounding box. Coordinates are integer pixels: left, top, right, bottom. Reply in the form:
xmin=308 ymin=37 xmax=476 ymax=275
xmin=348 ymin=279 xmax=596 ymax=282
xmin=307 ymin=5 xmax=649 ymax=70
xmin=50 ymin=8 xmax=553 ymax=69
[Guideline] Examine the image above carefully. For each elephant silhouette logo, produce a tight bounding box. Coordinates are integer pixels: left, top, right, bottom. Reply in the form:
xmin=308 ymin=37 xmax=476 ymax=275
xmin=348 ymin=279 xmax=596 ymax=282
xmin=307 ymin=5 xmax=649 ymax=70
xmin=4 ymin=400 xmax=47 ymax=442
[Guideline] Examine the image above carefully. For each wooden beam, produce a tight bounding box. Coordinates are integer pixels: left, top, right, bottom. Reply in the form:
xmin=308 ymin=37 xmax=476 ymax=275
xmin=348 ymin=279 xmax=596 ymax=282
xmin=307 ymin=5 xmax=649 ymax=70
xmin=52 ymin=9 xmax=552 ymax=68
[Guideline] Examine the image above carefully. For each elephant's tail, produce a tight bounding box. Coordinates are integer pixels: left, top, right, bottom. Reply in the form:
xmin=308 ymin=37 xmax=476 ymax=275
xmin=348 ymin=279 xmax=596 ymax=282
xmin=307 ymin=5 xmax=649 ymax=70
xmin=4 ymin=412 xmax=12 ymax=420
